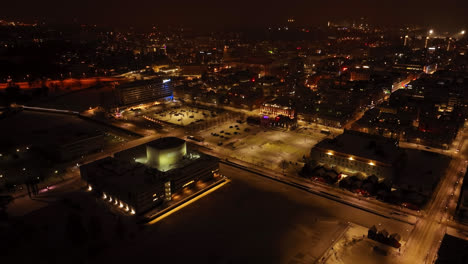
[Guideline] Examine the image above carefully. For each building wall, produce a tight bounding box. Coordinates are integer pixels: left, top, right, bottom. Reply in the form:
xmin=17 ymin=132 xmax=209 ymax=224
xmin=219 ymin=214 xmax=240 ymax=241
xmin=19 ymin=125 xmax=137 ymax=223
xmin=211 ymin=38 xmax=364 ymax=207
xmin=310 ymin=147 xmax=394 ymax=180
xmin=261 ymin=105 xmax=295 ymax=119
xmin=146 ymin=142 xmax=187 ymax=171
xmin=116 ymin=80 xmax=173 ymax=107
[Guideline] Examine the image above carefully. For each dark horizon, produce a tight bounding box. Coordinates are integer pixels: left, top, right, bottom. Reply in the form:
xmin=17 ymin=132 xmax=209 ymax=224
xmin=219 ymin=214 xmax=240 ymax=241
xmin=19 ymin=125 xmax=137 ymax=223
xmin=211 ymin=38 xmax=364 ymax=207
xmin=2 ymin=0 xmax=467 ymax=31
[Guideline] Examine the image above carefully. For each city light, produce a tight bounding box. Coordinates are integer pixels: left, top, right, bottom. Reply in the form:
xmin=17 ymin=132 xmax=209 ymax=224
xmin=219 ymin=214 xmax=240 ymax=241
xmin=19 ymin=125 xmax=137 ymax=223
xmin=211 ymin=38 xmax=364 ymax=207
xmin=182 ymin=180 xmax=195 ymax=188
xmin=4 ymin=12 xmax=468 ymax=263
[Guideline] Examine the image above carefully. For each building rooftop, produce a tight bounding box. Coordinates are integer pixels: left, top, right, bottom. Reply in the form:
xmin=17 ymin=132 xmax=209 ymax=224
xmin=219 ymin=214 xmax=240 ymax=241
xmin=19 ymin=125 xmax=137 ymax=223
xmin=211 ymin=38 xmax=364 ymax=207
xmin=116 ymin=78 xmax=165 ymax=90
xmin=314 ymin=130 xmax=402 ymax=164
xmin=147 ymin=137 xmax=185 ymax=150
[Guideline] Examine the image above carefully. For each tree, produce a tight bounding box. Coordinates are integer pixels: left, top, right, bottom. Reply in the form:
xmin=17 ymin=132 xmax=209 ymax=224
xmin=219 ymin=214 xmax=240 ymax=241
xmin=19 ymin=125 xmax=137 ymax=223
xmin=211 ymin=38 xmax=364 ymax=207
xmin=281 ymin=160 xmax=289 ymax=175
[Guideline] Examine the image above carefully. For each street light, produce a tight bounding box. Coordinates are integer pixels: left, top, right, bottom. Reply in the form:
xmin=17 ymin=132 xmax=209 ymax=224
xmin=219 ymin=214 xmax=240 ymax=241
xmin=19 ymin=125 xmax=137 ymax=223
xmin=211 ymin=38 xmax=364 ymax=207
xmin=429 ymin=29 xmax=434 ymax=35
xmin=461 ymin=30 xmax=466 ymax=35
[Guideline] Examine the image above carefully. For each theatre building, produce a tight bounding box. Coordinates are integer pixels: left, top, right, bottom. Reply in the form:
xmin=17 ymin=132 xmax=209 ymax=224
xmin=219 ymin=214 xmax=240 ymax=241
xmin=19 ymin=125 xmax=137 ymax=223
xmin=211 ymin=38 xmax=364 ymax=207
xmin=80 ymin=137 xmax=218 ymax=215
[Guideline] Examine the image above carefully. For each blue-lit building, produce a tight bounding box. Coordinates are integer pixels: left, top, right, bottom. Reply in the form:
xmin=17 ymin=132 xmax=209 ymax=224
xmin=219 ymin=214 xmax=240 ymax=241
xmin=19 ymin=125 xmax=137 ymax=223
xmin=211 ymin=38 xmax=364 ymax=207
xmin=114 ymin=78 xmax=173 ymax=108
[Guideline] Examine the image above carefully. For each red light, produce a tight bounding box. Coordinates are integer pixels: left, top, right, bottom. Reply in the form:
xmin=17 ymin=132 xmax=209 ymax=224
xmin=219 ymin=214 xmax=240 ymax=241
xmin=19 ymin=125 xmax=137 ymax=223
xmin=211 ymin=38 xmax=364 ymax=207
xmin=342 ymin=67 xmax=348 ymax=72
xmin=296 ymin=47 xmax=302 ymax=50
xmin=251 ymin=78 xmax=256 ymax=82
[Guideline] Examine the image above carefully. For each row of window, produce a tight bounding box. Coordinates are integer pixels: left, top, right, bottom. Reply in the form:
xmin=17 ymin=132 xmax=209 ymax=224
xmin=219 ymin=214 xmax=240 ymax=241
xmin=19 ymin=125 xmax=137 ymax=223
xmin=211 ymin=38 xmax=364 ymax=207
xmin=317 ymin=152 xmax=384 ymax=175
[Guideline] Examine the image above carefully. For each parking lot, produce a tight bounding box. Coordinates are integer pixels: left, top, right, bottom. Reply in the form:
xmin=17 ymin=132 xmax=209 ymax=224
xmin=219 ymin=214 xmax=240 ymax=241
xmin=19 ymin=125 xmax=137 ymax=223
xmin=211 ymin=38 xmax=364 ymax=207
xmin=199 ymin=121 xmax=329 ymax=173
xmin=151 ymin=106 xmax=224 ymax=126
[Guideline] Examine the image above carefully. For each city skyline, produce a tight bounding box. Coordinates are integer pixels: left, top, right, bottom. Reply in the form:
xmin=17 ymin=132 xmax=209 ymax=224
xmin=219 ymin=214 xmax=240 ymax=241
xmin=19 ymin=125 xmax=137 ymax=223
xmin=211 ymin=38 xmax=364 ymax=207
xmin=1 ymin=3 xmax=468 ymax=263
xmin=2 ymin=0 xmax=468 ymax=30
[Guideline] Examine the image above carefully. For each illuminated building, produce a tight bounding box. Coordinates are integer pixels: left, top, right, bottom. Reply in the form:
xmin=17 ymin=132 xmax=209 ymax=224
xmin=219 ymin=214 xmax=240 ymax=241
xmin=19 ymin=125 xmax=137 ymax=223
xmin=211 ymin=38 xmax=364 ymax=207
xmin=392 ymin=63 xmax=424 ymax=72
xmin=114 ymin=79 xmax=173 ymax=108
xmin=261 ymin=97 xmax=295 ymax=119
xmin=80 ymin=137 xmax=218 ymax=215
xmin=309 ymin=130 xmax=403 ymax=180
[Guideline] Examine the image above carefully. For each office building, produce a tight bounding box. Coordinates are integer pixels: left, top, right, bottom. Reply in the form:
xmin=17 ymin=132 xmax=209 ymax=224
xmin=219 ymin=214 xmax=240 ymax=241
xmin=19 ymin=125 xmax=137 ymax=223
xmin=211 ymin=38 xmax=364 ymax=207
xmin=114 ymin=79 xmax=173 ymax=108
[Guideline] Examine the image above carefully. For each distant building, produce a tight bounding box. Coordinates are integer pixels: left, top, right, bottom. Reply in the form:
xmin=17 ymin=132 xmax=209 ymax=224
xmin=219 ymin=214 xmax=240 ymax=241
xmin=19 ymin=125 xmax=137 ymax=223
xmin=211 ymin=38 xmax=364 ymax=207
xmin=114 ymin=79 xmax=173 ymax=109
xmin=392 ymin=63 xmax=424 ymax=72
xmin=261 ymin=97 xmax=295 ymax=119
xmin=224 ymin=57 xmax=274 ymax=77
xmin=80 ymin=137 xmax=219 ymax=215
xmin=349 ymin=70 xmax=370 ymax=81
xmin=38 ymin=129 xmax=104 ymax=162
xmin=310 ymin=130 xmax=403 ymax=180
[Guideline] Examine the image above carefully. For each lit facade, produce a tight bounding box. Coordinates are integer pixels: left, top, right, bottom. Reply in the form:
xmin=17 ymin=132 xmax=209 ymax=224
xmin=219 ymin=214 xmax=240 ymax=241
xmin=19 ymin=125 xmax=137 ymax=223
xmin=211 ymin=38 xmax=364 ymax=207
xmin=310 ymin=130 xmax=403 ymax=180
xmin=261 ymin=103 xmax=295 ymax=119
xmin=80 ymin=137 xmax=218 ymax=215
xmin=115 ymin=79 xmax=173 ymax=108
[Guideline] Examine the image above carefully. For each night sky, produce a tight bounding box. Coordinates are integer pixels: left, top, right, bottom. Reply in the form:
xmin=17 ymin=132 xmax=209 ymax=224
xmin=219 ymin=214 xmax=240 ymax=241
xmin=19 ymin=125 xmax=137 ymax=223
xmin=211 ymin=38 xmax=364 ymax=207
xmin=3 ymin=0 xmax=468 ymax=30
